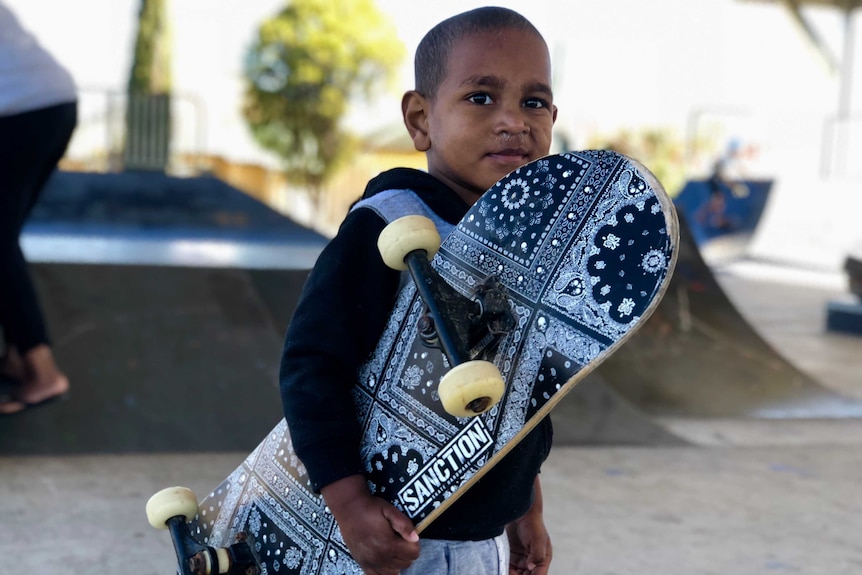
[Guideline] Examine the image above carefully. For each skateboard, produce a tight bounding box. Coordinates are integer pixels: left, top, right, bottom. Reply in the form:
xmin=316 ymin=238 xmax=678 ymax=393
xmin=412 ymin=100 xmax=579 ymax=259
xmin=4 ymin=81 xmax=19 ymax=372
xmin=145 ymin=150 xmax=679 ymax=575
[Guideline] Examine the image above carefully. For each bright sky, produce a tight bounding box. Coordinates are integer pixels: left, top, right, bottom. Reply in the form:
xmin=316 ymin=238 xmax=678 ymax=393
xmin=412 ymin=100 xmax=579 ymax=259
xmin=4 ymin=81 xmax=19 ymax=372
xmin=5 ymin=0 xmax=861 ymax=175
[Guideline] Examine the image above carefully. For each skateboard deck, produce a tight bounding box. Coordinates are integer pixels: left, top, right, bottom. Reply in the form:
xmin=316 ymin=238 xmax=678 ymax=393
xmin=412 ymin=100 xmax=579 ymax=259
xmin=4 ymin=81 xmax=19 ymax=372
xmin=148 ymin=150 xmax=679 ymax=574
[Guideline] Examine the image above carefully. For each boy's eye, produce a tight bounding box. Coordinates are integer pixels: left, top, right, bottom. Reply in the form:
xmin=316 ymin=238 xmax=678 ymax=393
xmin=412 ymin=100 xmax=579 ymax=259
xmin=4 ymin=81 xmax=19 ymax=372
xmin=524 ymin=98 xmax=548 ymax=109
xmin=467 ymin=93 xmax=494 ymax=105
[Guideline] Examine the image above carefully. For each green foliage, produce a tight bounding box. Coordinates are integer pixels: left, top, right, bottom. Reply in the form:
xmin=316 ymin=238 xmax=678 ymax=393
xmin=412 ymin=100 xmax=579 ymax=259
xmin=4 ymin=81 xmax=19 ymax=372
xmin=586 ymin=128 xmax=687 ymax=196
xmin=128 ymin=0 xmax=171 ymax=94
xmin=243 ymin=0 xmax=404 ymax=196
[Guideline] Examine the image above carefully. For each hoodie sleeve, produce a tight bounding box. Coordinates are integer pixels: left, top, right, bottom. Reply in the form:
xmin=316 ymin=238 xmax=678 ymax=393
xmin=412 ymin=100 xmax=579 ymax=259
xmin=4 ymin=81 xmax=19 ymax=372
xmin=279 ymin=207 xmax=401 ymax=492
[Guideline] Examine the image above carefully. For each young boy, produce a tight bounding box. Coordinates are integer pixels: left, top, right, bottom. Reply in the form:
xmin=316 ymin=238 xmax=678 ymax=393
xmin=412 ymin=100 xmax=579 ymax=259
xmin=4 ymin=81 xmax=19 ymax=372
xmin=280 ymin=7 xmax=557 ymax=574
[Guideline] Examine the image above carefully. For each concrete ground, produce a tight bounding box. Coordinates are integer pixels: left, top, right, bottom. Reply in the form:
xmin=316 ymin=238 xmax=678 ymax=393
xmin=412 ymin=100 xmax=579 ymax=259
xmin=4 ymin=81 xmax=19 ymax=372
xmin=1 ymin=264 xmax=860 ymax=575
xmin=2 ymin=443 xmax=861 ymax=575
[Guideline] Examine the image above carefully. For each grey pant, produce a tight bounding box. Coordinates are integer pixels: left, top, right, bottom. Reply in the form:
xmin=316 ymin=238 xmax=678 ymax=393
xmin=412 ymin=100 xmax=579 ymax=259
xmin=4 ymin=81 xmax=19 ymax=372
xmin=401 ymin=533 xmax=509 ymax=574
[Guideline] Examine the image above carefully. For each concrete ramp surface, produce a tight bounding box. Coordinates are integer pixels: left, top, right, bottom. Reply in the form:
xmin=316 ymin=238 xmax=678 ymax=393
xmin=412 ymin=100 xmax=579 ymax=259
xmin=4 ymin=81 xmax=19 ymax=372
xmin=7 ymin=171 xmax=692 ymax=451
xmin=0 ymin=263 xmax=308 ymax=455
xmin=9 ymin=171 xmax=856 ymax=457
xmin=594 ymin=214 xmax=862 ymax=419
xmin=4 ymin=171 xmax=327 ymax=454
xmin=0 ymin=260 xmax=687 ymax=452
xmin=552 ymin=374 xmax=688 ymax=446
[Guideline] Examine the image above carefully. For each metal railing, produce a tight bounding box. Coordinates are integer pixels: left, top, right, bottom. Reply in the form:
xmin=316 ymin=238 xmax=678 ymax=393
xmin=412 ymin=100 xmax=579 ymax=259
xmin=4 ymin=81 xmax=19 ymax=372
xmin=64 ymin=88 xmax=207 ymax=175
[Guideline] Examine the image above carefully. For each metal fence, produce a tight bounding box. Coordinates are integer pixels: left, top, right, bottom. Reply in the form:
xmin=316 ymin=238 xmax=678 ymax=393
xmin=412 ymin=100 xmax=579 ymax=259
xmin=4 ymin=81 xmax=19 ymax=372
xmin=65 ymin=88 xmax=206 ymax=175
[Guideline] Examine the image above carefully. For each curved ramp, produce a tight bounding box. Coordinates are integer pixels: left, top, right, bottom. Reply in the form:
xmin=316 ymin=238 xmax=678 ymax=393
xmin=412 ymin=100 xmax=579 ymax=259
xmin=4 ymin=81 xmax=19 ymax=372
xmin=0 ymin=263 xmax=308 ymax=455
xmin=552 ymin=374 xmax=688 ymax=446
xmin=0 ymin=261 xmax=688 ymax=453
xmin=595 ymin=213 xmax=862 ymax=419
xmin=2 ymin=171 xmax=325 ymax=454
xmin=7 ymin=170 xmax=694 ymax=451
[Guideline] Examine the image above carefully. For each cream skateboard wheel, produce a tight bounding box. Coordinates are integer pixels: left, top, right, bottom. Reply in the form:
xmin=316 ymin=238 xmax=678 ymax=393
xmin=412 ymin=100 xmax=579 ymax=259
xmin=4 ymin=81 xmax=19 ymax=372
xmin=378 ymin=215 xmax=441 ymax=271
xmin=146 ymin=486 xmax=199 ymax=529
xmin=438 ymin=360 xmax=505 ymax=417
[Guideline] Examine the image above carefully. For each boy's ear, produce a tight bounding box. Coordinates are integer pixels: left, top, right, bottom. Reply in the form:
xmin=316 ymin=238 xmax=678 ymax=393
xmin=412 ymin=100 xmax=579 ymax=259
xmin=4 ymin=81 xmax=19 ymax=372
xmin=402 ymin=91 xmax=431 ymax=152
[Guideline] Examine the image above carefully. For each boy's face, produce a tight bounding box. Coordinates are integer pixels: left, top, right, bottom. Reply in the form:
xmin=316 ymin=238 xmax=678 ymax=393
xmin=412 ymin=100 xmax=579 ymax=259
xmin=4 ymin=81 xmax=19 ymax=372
xmin=404 ymin=28 xmax=557 ymax=206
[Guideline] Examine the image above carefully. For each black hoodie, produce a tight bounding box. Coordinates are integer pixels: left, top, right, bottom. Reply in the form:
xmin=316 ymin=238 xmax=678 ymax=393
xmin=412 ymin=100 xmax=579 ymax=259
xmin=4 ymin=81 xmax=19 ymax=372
xmin=280 ymin=168 xmax=552 ymax=540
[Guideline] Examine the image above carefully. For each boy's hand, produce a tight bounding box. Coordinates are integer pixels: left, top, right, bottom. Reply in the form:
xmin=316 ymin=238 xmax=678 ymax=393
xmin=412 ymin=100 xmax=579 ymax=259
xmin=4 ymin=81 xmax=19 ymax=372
xmin=506 ymin=512 xmax=552 ymax=574
xmin=322 ymin=475 xmax=420 ymax=575
xmin=506 ymin=477 xmax=552 ymax=575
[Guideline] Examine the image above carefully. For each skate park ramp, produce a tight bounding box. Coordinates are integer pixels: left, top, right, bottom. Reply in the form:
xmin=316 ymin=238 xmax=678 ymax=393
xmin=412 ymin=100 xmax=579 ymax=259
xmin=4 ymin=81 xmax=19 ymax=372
xmin=2 ymin=170 xmax=692 ymax=452
xmin=593 ymin=212 xmax=862 ymax=419
xmin=551 ymin=373 xmax=688 ymax=446
xmin=0 ymin=263 xmax=307 ymax=455
xmin=0 ymin=171 xmax=325 ymax=455
xmin=0 ymin=261 xmax=687 ymax=453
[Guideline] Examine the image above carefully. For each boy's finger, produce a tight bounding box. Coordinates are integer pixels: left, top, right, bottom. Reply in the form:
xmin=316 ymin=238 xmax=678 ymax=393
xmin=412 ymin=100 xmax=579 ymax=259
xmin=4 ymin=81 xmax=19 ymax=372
xmin=382 ymin=506 xmax=419 ymax=542
xmin=527 ymin=542 xmax=552 ymax=573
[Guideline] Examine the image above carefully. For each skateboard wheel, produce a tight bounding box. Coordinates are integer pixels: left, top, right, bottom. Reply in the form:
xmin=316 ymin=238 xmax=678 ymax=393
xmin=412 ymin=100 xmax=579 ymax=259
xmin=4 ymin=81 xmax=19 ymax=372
xmin=439 ymin=360 xmax=505 ymax=417
xmin=146 ymin=486 xmax=199 ymax=529
xmin=378 ymin=215 xmax=441 ymax=271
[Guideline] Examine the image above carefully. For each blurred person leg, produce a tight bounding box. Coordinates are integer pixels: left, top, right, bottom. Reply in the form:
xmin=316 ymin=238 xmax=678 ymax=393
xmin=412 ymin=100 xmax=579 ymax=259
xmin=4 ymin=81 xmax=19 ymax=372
xmin=0 ymin=102 xmax=76 ymax=414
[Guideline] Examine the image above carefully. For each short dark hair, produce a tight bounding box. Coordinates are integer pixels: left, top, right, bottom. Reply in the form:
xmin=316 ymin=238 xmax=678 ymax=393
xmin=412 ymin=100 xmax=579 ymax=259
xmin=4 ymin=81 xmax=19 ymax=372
xmin=414 ymin=7 xmax=544 ymax=98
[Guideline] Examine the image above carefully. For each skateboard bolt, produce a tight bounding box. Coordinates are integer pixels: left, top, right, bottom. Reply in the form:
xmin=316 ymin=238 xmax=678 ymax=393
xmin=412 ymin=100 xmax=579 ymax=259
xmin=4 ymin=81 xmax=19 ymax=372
xmin=417 ymin=315 xmax=437 ymax=341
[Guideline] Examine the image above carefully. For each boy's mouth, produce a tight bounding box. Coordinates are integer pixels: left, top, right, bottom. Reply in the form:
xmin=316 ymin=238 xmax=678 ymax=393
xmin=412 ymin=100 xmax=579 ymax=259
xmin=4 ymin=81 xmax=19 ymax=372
xmin=487 ymin=148 xmax=529 ymax=164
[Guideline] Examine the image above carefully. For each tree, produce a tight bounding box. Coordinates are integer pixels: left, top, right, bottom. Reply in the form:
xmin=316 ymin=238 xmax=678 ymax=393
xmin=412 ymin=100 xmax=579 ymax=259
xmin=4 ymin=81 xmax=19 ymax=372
xmin=128 ymin=0 xmax=172 ymax=95
xmin=124 ymin=0 xmax=172 ymax=171
xmin=243 ymin=0 xmax=404 ymax=202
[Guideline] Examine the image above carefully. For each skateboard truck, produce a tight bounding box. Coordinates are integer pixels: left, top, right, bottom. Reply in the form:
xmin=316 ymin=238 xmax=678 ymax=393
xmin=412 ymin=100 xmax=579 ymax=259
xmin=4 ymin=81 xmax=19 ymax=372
xmin=146 ymin=487 xmax=261 ymax=575
xmin=378 ymin=216 xmax=510 ymax=417
xmin=416 ymin=275 xmax=513 ymax=357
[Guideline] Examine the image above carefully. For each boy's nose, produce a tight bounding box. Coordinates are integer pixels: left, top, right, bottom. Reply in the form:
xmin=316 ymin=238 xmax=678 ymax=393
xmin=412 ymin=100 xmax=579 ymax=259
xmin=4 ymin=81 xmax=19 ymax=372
xmin=493 ymin=105 xmax=530 ymax=137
